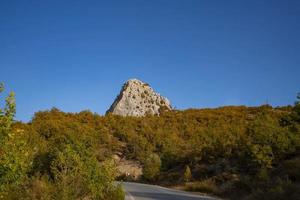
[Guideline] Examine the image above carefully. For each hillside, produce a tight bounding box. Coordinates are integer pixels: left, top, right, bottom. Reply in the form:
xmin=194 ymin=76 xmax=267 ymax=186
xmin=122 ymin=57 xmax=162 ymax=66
xmin=6 ymin=104 xmax=300 ymax=200
xmin=0 ymin=81 xmax=299 ymax=199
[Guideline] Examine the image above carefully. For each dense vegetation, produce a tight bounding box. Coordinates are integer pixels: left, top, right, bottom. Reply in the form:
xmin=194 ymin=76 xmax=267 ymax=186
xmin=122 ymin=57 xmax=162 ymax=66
xmin=0 ymin=83 xmax=299 ymax=199
xmin=0 ymin=84 xmax=124 ymax=200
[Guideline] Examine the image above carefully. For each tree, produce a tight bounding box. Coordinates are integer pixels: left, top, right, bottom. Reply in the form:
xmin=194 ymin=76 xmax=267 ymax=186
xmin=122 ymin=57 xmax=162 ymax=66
xmin=292 ymin=93 xmax=300 ymax=123
xmin=0 ymin=83 xmax=30 ymax=194
xmin=0 ymin=83 xmax=16 ymax=140
xmin=50 ymin=141 xmax=122 ymax=200
xmin=183 ymin=165 xmax=192 ymax=182
xmin=142 ymin=153 xmax=161 ymax=181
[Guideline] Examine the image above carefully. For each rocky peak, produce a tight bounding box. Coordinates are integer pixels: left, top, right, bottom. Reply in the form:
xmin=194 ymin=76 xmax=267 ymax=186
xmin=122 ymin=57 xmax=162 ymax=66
xmin=106 ymin=79 xmax=172 ymax=116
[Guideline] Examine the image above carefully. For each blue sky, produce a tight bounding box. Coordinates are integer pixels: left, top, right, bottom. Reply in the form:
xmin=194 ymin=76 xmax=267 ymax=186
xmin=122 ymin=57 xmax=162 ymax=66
xmin=1 ymin=0 xmax=299 ymax=122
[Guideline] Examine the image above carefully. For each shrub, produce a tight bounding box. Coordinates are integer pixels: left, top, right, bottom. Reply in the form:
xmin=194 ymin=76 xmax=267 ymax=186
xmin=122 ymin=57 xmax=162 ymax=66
xmin=109 ymin=184 xmax=125 ymax=200
xmin=281 ymin=158 xmax=300 ymax=181
xmin=183 ymin=165 xmax=192 ymax=182
xmin=4 ymin=175 xmax=54 ymax=200
xmin=50 ymin=143 xmax=120 ymax=200
xmin=142 ymin=153 xmax=161 ymax=181
xmin=184 ymin=179 xmax=219 ymax=194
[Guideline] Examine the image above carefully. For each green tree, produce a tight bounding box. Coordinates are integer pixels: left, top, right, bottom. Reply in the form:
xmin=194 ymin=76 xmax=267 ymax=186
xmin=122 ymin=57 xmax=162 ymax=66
xmin=0 ymin=83 xmax=16 ymax=140
xmin=143 ymin=153 xmax=161 ymax=181
xmin=183 ymin=165 xmax=192 ymax=182
xmin=292 ymin=93 xmax=300 ymax=123
xmin=0 ymin=83 xmax=28 ymax=194
xmin=50 ymin=142 xmax=122 ymax=200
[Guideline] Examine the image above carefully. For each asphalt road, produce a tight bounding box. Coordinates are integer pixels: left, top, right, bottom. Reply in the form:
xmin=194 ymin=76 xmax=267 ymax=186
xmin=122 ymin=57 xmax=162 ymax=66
xmin=122 ymin=182 xmax=217 ymax=200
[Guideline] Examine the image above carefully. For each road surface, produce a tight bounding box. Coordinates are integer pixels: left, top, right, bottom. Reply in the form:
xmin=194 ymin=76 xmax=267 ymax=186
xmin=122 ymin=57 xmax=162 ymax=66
xmin=122 ymin=182 xmax=217 ymax=200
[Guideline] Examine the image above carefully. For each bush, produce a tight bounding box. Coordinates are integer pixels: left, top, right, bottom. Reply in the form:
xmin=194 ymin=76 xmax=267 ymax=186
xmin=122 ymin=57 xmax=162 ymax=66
xmin=109 ymin=184 xmax=125 ymax=200
xmin=281 ymin=158 xmax=300 ymax=181
xmin=184 ymin=179 xmax=219 ymax=194
xmin=142 ymin=153 xmax=161 ymax=181
xmin=50 ymin=143 xmax=120 ymax=200
xmin=183 ymin=165 xmax=192 ymax=182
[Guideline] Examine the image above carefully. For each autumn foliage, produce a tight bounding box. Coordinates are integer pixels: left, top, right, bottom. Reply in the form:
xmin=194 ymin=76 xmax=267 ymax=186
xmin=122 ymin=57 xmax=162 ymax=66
xmin=0 ymin=83 xmax=299 ymax=199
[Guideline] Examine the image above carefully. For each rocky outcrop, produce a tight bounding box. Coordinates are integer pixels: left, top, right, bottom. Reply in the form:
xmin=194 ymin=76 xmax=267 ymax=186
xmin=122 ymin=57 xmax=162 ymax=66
xmin=106 ymin=79 xmax=172 ymax=117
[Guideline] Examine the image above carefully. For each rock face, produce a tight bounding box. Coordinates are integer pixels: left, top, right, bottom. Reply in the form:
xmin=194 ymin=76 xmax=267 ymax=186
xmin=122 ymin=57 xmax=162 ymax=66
xmin=106 ymin=79 xmax=172 ymax=116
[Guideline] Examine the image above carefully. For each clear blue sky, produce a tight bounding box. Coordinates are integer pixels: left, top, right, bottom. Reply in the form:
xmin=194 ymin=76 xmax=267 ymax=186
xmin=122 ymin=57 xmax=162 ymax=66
xmin=1 ymin=0 xmax=299 ymax=122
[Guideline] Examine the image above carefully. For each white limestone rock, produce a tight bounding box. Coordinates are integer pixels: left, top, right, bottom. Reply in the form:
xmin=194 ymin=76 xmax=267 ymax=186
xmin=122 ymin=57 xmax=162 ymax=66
xmin=106 ymin=79 xmax=172 ymax=116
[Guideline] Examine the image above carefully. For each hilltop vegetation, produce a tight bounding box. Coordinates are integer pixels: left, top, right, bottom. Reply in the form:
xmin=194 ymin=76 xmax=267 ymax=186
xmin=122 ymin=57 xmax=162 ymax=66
xmin=0 ymin=83 xmax=299 ymax=199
